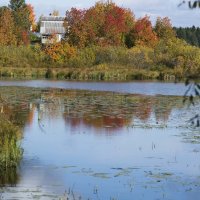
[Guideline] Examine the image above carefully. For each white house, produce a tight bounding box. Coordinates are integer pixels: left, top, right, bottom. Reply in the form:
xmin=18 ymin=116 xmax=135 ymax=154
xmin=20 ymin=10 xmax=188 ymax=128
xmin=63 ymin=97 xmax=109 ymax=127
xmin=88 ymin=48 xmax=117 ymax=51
xmin=40 ymin=16 xmax=66 ymax=44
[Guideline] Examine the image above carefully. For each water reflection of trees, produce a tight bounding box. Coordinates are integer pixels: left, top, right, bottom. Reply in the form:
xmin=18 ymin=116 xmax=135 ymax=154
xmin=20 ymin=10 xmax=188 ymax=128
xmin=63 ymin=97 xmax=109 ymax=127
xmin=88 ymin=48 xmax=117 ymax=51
xmin=154 ymin=96 xmax=180 ymax=122
xmin=0 ymin=87 xmax=185 ymax=185
xmin=63 ymin=94 xmax=184 ymax=129
xmin=0 ymin=87 xmax=185 ymax=131
xmin=37 ymin=90 xmax=184 ymax=130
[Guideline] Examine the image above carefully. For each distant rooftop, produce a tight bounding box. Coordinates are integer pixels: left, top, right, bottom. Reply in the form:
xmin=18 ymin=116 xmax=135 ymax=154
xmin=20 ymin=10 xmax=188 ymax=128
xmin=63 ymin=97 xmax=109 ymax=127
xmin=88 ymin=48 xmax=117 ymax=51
xmin=40 ymin=16 xmax=66 ymax=35
xmin=40 ymin=16 xmax=65 ymax=21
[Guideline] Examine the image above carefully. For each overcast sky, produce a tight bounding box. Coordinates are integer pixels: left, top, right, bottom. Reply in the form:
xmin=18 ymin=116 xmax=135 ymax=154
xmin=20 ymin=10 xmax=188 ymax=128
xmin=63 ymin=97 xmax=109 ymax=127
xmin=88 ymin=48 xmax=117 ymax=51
xmin=0 ymin=0 xmax=200 ymax=27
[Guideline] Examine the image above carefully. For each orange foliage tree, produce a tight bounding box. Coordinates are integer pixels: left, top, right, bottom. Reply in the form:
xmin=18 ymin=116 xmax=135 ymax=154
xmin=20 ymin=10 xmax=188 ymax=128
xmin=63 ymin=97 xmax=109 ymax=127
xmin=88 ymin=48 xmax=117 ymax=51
xmin=26 ymin=4 xmax=36 ymax=31
xmin=133 ymin=16 xmax=158 ymax=47
xmin=44 ymin=42 xmax=77 ymax=63
xmin=0 ymin=7 xmax=16 ymax=45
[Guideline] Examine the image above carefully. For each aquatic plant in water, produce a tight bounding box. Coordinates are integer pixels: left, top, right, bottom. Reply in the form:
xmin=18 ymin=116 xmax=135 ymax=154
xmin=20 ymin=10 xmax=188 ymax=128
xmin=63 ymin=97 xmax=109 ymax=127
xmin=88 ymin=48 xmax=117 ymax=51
xmin=0 ymin=115 xmax=22 ymax=173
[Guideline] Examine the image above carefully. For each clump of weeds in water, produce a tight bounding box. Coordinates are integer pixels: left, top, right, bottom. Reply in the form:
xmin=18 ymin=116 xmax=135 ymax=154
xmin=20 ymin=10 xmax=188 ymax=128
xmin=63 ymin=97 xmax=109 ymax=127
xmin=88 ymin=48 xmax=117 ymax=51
xmin=0 ymin=114 xmax=22 ymax=185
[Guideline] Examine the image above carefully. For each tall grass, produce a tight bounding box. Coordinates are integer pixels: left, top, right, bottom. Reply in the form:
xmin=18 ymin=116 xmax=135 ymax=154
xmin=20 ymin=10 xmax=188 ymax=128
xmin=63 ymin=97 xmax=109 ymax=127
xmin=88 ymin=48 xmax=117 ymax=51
xmin=0 ymin=45 xmax=48 ymax=68
xmin=0 ymin=115 xmax=22 ymax=170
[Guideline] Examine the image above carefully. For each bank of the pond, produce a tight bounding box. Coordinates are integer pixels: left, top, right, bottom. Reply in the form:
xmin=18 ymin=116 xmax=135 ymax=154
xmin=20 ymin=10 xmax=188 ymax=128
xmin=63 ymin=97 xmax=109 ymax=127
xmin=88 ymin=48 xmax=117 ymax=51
xmin=1 ymin=40 xmax=200 ymax=81
xmin=0 ymin=66 xmax=177 ymax=81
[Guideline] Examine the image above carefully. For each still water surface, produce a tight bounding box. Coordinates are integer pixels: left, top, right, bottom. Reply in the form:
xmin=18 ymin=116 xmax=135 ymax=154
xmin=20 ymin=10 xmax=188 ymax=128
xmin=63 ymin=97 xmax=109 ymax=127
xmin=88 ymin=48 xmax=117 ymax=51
xmin=0 ymin=81 xmax=199 ymax=200
xmin=0 ymin=80 xmax=186 ymax=95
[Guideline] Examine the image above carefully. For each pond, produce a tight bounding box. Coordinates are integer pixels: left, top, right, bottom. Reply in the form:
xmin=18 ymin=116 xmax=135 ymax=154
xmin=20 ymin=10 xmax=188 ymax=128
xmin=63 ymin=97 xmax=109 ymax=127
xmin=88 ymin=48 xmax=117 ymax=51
xmin=0 ymin=80 xmax=186 ymax=95
xmin=0 ymin=81 xmax=200 ymax=200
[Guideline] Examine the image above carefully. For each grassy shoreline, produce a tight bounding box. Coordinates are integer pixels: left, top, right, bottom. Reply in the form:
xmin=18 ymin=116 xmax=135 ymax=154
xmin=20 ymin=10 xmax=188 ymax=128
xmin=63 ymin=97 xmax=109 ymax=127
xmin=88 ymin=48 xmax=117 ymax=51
xmin=0 ymin=66 xmax=178 ymax=81
xmin=1 ymin=39 xmax=200 ymax=81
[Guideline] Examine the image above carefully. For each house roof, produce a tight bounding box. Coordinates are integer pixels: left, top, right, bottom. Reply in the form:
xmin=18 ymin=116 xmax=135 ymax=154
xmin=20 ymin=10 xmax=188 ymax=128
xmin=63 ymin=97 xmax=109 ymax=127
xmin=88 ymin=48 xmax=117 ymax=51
xmin=40 ymin=16 xmax=66 ymax=35
xmin=40 ymin=16 xmax=65 ymax=21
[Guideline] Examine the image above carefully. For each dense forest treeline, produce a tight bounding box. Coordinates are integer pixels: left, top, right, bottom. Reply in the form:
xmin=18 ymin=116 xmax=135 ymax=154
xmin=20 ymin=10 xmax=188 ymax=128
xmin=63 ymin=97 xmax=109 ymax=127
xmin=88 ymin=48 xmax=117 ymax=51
xmin=0 ymin=0 xmax=200 ymax=80
xmin=174 ymin=26 xmax=200 ymax=47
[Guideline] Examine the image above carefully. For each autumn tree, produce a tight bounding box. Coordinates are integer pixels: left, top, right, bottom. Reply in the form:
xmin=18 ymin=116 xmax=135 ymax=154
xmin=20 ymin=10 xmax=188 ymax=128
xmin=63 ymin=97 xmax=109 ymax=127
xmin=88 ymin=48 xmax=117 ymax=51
xmin=65 ymin=8 xmax=87 ymax=48
xmin=9 ymin=0 xmax=31 ymax=44
xmin=102 ymin=2 xmax=135 ymax=45
xmin=128 ymin=16 xmax=158 ymax=48
xmin=44 ymin=42 xmax=77 ymax=63
xmin=84 ymin=1 xmax=135 ymax=46
xmin=154 ymin=17 xmax=176 ymax=40
xmin=26 ymin=4 xmax=36 ymax=31
xmin=0 ymin=6 xmax=16 ymax=45
xmin=83 ymin=2 xmax=106 ymax=46
xmin=65 ymin=1 xmax=135 ymax=47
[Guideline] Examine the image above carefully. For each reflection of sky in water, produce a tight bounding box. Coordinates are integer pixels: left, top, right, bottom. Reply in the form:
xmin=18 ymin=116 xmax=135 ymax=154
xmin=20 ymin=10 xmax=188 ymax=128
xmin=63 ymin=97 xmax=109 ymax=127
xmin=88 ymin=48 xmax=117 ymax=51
xmin=24 ymin=110 xmax=199 ymax=174
xmin=1 ymin=86 xmax=200 ymax=200
xmin=18 ymin=104 xmax=200 ymax=199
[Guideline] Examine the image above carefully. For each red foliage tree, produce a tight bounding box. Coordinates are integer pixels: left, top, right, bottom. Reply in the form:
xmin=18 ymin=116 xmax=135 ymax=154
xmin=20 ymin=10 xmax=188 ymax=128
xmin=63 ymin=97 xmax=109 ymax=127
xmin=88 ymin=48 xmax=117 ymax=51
xmin=133 ymin=16 xmax=158 ymax=47
xmin=65 ymin=1 xmax=135 ymax=47
xmin=104 ymin=5 xmax=130 ymax=45
xmin=65 ymin=8 xmax=87 ymax=48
